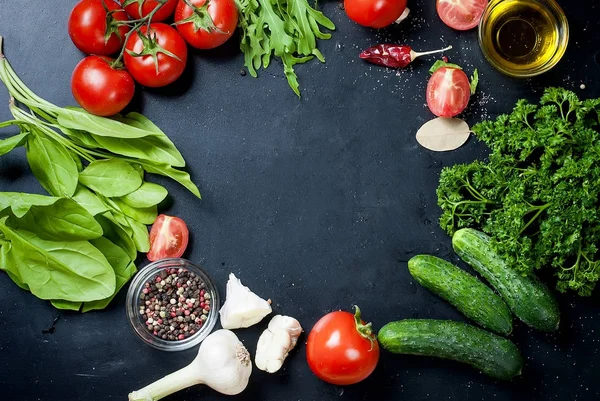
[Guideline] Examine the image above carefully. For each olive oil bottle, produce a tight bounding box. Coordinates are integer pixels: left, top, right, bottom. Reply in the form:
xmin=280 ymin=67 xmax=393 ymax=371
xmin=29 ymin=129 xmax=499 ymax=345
xmin=479 ymin=0 xmax=569 ymax=77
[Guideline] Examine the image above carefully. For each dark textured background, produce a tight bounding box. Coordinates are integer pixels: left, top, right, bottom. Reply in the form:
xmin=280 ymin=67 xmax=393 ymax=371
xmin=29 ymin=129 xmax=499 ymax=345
xmin=1 ymin=0 xmax=599 ymax=400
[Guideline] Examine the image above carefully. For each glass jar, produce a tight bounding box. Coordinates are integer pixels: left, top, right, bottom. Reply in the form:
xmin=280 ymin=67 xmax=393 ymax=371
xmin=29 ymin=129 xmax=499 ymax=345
xmin=126 ymin=258 xmax=220 ymax=351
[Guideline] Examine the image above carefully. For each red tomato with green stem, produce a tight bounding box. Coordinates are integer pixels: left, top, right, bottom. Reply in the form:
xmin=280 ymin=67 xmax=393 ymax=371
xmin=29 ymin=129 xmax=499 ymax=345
xmin=71 ymin=56 xmax=135 ymax=116
xmin=306 ymin=306 xmax=380 ymax=385
xmin=426 ymin=66 xmax=472 ymax=117
xmin=174 ymin=0 xmax=238 ymax=50
xmin=344 ymin=0 xmax=407 ymax=29
xmin=436 ymin=0 xmax=488 ymax=31
xmin=124 ymin=23 xmax=188 ymax=87
xmin=68 ymin=0 xmax=131 ymax=56
xmin=147 ymin=214 xmax=190 ymax=262
xmin=121 ymin=0 xmax=178 ymax=22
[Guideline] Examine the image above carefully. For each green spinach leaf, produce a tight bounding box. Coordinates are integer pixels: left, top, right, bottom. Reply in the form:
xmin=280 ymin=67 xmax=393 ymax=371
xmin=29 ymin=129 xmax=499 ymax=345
xmin=119 ymin=181 xmax=168 ymax=208
xmin=0 ymin=220 xmax=116 ymax=302
xmin=6 ymin=198 xmax=103 ymax=241
xmin=83 ymin=236 xmax=137 ymax=312
xmin=51 ymin=300 xmax=82 ymax=311
xmin=112 ymin=198 xmax=157 ymax=225
xmin=55 ymin=107 xmax=158 ymax=139
xmin=125 ymin=216 xmax=150 ymax=253
xmin=72 ymin=185 xmax=110 ymax=216
xmin=140 ymin=162 xmax=201 ymax=198
xmin=96 ymin=213 xmax=137 ymax=260
xmin=0 ymin=131 xmax=29 ymax=156
xmin=25 ymin=133 xmax=78 ymax=197
xmin=0 ymin=192 xmax=59 ymax=217
xmin=79 ymin=159 xmax=142 ymax=197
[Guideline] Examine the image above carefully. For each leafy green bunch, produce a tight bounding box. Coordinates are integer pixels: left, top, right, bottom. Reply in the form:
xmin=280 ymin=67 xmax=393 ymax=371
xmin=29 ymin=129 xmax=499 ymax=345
xmin=236 ymin=0 xmax=335 ymax=97
xmin=0 ymin=37 xmax=200 ymax=311
xmin=437 ymin=87 xmax=600 ymax=296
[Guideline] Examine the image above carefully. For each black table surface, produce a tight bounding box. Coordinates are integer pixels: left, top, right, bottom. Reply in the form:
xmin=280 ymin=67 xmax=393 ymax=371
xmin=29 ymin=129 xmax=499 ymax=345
xmin=1 ymin=1 xmax=599 ymax=400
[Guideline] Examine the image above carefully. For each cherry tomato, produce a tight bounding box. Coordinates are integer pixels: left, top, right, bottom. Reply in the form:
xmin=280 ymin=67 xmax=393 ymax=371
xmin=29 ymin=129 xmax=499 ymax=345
xmin=147 ymin=214 xmax=189 ymax=262
xmin=124 ymin=23 xmax=188 ymax=87
xmin=306 ymin=306 xmax=379 ymax=385
xmin=436 ymin=0 xmax=488 ymax=31
xmin=174 ymin=0 xmax=238 ymax=50
xmin=71 ymin=56 xmax=135 ymax=117
xmin=426 ymin=66 xmax=471 ymax=117
xmin=121 ymin=0 xmax=178 ymax=22
xmin=344 ymin=0 xmax=407 ymax=29
xmin=68 ymin=0 xmax=131 ymax=56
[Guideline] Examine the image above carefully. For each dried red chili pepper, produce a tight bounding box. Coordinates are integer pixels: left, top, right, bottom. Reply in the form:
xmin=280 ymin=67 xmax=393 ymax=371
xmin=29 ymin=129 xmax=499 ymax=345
xmin=360 ymin=44 xmax=453 ymax=68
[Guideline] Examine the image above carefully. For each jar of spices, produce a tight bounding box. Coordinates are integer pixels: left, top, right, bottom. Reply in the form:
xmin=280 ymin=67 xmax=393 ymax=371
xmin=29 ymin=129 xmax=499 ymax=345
xmin=126 ymin=258 xmax=220 ymax=351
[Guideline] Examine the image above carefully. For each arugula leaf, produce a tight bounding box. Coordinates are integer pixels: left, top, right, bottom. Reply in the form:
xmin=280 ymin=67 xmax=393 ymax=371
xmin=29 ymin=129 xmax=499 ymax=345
xmin=79 ymin=159 xmax=143 ymax=197
xmin=119 ymin=181 xmax=168 ymax=208
xmin=25 ymin=133 xmax=78 ymax=197
xmin=0 ymin=219 xmax=116 ymax=302
xmin=0 ymin=131 xmax=29 ymax=156
xmin=237 ymin=0 xmax=335 ymax=96
xmin=6 ymin=198 xmax=103 ymax=241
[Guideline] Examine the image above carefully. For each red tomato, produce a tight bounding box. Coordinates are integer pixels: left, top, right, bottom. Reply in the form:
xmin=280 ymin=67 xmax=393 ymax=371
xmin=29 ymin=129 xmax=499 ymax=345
xmin=436 ymin=0 xmax=488 ymax=31
xmin=344 ymin=0 xmax=407 ymax=29
xmin=147 ymin=215 xmax=189 ymax=262
xmin=306 ymin=307 xmax=380 ymax=385
xmin=174 ymin=0 xmax=238 ymax=50
xmin=121 ymin=0 xmax=178 ymax=22
xmin=68 ymin=0 xmax=130 ymax=56
xmin=123 ymin=23 xmax=188 ymax=87
xmin=426 ymin=66 xmax=471 ymax=117
xmin=71 ymin=56 xmax=135 ymax=116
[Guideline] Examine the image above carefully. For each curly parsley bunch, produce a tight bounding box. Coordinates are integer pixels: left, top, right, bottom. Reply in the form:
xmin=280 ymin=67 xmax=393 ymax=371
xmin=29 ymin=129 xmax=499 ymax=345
xmin=437 ymin=88 xmax=600 ymax=296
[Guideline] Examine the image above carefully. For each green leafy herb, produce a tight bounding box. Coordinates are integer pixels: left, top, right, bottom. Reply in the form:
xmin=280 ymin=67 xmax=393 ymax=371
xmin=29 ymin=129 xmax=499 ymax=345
xmin=79 ymin=159 xmax=143 ymax=197
xmin=437 ymin=88 xmax=600 ymax=296
xmin=0 ymin=36 xmax=201 ymax=311
xmin=429 ymin=60 xmax=463 ymax=74
xmin=0 ymin=218 xmax=116 ymax=302
xmin=236 ymin=0 xmax=335 ymax=97
xmin=470 ymin=69 xmax=479 ymax=95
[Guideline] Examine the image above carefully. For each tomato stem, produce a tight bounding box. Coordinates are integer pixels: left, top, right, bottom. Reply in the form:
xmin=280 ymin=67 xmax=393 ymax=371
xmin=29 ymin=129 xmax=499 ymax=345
xmin=353 ymin=305 xmax=377 ymax=351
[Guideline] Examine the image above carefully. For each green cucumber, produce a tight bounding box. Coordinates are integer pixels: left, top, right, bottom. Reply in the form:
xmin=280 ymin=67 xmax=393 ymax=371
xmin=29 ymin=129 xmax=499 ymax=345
xmin=452 ymin=228 xmax=560 ymax=332
xmin=378 ymin=319 xmax=523 ymax=380
xmin=408 ymin=255 xmax=513 ymax=335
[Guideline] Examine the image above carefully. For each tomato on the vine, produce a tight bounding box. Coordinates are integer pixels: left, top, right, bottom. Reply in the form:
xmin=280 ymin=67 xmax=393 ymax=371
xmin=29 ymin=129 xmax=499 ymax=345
xmin=147 ymin=214 xmax=190 ymax=262
xmin=426 ymin=66 xmax=472 ymax=117
xmin=68 ymin=0 xmax=131 ymax=56
xmin=344 ymin=0 xmax=407 ymax=29
xmin=174 ymin=0 xmax=238 ymax=50
xmin=306 ymin=306 xmax=380 ymax=385
xmin=436 ymin=0 xmax=488 ymax=31
xmin=123 ymin=23 xmax=188 ymax=87
xmin=121 ymin=0 xmax=178 ymax=22
xmin=71 ymin=56 xmax=135 ymax=116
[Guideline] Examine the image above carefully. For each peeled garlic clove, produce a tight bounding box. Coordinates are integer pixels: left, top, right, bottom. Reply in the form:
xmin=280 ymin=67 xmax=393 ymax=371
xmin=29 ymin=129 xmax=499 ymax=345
xmin=219 ymin=273 xmax=272 ymax=329
xmin=255 ymin=315 xmax=303 ymax=373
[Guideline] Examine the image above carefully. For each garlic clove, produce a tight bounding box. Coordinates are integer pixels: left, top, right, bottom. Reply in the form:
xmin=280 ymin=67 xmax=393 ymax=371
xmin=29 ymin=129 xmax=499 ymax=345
xmin=255 ymin=315 xmax=303 ymax=373
xmin=219 ymin=273 xmax=272 ymax=329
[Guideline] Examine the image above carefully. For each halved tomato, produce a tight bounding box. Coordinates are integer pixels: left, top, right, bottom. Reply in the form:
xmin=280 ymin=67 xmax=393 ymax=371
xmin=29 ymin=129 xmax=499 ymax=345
xmin=436 ymin=0 xmax=488 ymax=31
xmin=426 ymin=66 xmax=471 ymax=117
xmin=147 ymin=214 xmax=189 ymax=261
